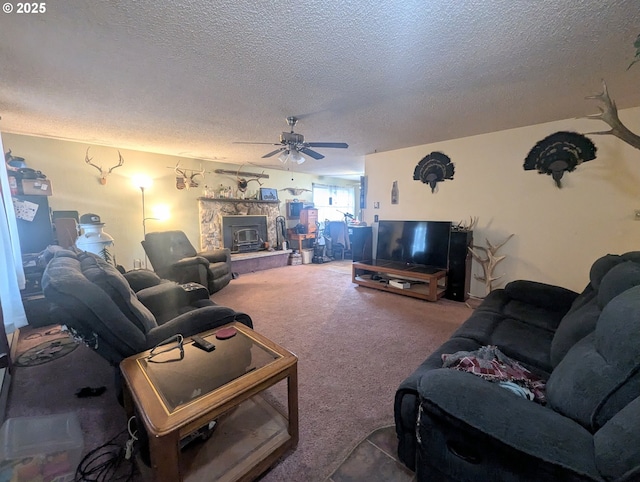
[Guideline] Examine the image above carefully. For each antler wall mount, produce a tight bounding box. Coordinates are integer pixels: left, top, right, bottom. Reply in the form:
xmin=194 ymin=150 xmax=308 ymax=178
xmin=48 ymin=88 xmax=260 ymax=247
xmin=584 ymin=80 xmax=640 ymax=152
xmin=173 ymin=161 xmax=205 ymax=190
xmin=84 ymin=147 xmax=124 ymax=185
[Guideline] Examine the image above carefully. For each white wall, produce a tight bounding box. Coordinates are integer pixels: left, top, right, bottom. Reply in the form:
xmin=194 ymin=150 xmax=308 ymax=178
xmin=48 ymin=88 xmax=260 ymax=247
xmin=363 ymin=107 xmax=640 ymax=294
xmin=2 ymin=133 xmax=357 ymax=270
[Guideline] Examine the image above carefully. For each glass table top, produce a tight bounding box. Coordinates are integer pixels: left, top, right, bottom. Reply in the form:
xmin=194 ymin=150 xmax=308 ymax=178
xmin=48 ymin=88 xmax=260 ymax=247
xmin=136 ymin=328 xmax=280 ymax=413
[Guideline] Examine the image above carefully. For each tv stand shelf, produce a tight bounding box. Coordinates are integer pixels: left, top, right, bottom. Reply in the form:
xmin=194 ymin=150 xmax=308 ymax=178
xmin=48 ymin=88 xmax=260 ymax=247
xmin=352 ymin=261 xmax=447 ymax=302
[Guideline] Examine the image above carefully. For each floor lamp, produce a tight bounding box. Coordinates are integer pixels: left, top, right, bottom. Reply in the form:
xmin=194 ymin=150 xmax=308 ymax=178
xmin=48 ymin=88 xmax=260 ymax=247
xmin=134 ymin=176 xmax=156 ymax=269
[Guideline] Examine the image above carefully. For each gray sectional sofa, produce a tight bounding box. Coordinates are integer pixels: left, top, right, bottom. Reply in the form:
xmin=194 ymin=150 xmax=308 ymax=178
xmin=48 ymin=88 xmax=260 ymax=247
xmin=395 ymin=251 xmax=640 ymax=481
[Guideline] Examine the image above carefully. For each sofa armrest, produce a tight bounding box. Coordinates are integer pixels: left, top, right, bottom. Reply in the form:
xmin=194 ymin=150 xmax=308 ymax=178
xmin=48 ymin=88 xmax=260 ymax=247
xmin=145 ymin=306 xmax=252 ymax=346
xmin=123 ymin=269 xmax=163 ymax=292
xmin=198 ymin=248 xmax=231 ymax=264
xmin=504 ymin=280 xmax=579 ymax=312
xmin=417 ymin=369 xmax=600 ymax=479
xmin=173 ymin=256 xmax=210 ymax=267
xmin=137 ymin=282 xmax=192 ymax=316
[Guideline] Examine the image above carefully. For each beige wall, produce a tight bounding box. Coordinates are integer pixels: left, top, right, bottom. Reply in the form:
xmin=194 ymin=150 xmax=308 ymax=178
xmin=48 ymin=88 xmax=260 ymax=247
xmin=2 ymin=133 xmax=358 ymax=270
xmin=364 ymin=107 xmax=640 ymax=295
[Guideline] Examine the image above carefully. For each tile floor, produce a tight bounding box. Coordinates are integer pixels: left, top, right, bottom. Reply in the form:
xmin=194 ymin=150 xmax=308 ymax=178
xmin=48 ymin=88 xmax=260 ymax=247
xmin=327 ymin=426 xmax=416 ymax=482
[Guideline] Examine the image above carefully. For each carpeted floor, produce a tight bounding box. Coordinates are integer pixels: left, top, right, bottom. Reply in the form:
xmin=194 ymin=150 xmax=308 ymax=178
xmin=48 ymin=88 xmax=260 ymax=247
xmin=6 ymin=260 xmax=471 ymax=481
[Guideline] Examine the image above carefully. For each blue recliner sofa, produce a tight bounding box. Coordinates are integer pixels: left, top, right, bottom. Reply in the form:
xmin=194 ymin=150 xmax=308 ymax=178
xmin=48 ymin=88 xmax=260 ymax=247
xmin=395 ymin=251 xmax=640 ymax=481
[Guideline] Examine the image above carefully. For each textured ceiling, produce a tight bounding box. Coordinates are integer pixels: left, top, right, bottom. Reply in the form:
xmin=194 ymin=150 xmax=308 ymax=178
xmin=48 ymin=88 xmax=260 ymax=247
xmin=1 ymin=0 xmax=639 ymax=179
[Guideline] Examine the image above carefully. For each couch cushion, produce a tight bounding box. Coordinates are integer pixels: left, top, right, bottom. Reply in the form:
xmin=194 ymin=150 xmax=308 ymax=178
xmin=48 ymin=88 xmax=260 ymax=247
xmin=546 ymin=285 xmax=640 ymax=431
xmin=596 ymin=261 xmax=640 ymax=308
xmin=123 ymin=269 xmax=163 ymax=292
xmin=79 ymin=252 xmax=157 ymax=333
xmin=593 ymin=396 xmax=640 ymax=482
xmin=549 ymin=292 xmax=599 ymax=368
xmin=550 ymin=260 xmax=640 ymax=368
xmin=452 ymin=305 xmax=556 ymax=374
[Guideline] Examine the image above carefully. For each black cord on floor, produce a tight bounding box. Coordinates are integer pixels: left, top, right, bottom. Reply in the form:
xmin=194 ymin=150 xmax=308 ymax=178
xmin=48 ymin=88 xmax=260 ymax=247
xmin=75 ymin=418 xmax=139 ymax=482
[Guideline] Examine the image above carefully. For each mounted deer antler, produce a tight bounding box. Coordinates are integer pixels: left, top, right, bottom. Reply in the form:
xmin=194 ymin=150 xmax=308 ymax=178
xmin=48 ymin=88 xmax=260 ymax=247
xmin=584 ymin=80 xmax=640 ymax=151
xmin=235 ymin=164 xmax=264 ymax=192
xmin=174 ymin=162 xmax=205 ymax=190
xmin=85 ymin=147 xmax=124 ymax=184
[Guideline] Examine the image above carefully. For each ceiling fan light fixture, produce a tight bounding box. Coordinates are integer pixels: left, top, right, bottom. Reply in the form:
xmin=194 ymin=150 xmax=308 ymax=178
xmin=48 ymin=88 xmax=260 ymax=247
xmin=278 ymin=149 xmax=290 ymax=163
xmin=291 ymin=149 xmax=305 ymax=164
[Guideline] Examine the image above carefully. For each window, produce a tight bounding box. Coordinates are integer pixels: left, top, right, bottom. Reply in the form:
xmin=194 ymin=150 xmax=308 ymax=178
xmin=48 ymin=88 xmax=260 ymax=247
xmin=312 ymin=183 xmax=355 ymax=224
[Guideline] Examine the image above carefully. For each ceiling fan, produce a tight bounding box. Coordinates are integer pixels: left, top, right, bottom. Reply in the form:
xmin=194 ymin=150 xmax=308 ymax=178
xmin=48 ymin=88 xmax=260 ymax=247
xmin=235 ymin=116 xmax=348 ymax=164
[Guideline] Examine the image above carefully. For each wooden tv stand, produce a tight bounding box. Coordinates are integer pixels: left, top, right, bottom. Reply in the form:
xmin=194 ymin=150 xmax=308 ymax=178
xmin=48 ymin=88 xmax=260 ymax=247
xmin=352 ymin=260 xmax=447 ymax=302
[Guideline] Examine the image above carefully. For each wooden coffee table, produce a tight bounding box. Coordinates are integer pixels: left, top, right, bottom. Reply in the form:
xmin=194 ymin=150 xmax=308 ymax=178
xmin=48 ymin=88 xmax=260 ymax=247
xmin=120 ymin=322 xmax=298 ymax=481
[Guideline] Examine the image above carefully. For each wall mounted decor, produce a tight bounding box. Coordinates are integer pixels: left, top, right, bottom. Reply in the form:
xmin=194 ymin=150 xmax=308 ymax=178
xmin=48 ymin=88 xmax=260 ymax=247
xmin=174 ymin=161 xmax=205 ymax=190
xmin=391 ymin=181 xmax=399 ymax=204
xmin=413 ymin=151 xmax=455 ymax=193
xmin=584 ymin=80 xmax=640 ymax=152
xmin=84 ymin=147 xmax=124 ymax=185
xmin=523 ymin=131 xmax=596 ymax=188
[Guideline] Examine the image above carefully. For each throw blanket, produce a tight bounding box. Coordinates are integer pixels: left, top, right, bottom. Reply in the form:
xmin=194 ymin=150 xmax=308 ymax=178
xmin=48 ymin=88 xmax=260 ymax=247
xmin=442 ymin=345 xmax=546 ymax=404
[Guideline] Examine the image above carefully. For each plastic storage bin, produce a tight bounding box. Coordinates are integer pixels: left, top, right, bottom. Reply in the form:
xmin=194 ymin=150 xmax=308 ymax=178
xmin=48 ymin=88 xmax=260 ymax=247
xmin=0 ymin=412 xmax=84 ymax=482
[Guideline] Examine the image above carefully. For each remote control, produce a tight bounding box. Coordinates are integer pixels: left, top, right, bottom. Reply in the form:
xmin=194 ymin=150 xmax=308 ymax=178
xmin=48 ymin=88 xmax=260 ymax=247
xmin=191 ymin=335 xmax=215 ymax=352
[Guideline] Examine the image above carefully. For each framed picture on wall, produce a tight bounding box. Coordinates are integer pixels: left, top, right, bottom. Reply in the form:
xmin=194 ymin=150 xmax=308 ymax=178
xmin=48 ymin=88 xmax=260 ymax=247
xmin=259 ymin=188 xmax=278 ymax=201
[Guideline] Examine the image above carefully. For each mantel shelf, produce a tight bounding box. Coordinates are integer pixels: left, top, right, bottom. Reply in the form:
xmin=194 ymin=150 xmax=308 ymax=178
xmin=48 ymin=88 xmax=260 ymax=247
xmin=198 ymin=197 xmax=280 ymax=204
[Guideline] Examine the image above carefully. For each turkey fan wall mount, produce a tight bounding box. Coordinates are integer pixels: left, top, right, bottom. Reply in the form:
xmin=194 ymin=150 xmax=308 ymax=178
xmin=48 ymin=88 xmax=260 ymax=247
xmin=413 ymin=151 xmax=455 ymax=193
xmin=523 ymin=131 xmax=597 ymax=188
xmin=234 ymin=116 xmax=348 ymax=165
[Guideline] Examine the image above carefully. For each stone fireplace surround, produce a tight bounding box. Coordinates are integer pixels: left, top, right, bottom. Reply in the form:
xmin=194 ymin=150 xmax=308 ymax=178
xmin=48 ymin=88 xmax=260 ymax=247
xmin=198 ymin=197 xmax=282 ymax=251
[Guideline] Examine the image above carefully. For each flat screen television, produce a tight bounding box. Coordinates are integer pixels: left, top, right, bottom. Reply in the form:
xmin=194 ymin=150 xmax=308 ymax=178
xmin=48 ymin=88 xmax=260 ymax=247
xmin=375 ymin=220 xmax=452 ymax=269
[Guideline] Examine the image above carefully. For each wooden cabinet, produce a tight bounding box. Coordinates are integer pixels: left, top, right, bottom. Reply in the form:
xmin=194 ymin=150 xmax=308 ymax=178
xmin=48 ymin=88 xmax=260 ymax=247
xmin=299 ymin=209 xmax=318 ymax=233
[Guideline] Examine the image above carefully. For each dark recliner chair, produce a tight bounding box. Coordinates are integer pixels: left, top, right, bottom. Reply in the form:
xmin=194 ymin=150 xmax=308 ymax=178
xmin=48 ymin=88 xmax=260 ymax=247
xmin=141 ymin=230 xmax=232 ymax=294
xmin=42 ymin=249 xmax=251 ymax=366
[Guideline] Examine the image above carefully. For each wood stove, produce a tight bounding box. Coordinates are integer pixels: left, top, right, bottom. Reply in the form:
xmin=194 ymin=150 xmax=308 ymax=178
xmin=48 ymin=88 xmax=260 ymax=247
xmin=222 ymin=215 xmax=268 ymax=253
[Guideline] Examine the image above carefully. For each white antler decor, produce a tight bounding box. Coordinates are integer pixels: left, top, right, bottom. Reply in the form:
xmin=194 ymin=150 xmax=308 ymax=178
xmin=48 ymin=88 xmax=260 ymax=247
xmin=454 ymin=216 xmax=479 ymax=232
xmin=469 ymin=234 xmax=514 ymax=297
xmin=234 ymin=164 xmax=264 ymax=192
xmin=584 ymin=80 xmax=640 ymax=151
xmin=174 ymin=161 xmax=205 ymax=190
xmin=85 ymin=147 xmax=124 ymax=185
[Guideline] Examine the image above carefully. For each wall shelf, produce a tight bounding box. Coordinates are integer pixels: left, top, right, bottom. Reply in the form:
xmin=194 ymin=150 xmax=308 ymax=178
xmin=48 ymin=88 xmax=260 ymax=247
xmin=198 ymin=197 xmax=280 ymax=204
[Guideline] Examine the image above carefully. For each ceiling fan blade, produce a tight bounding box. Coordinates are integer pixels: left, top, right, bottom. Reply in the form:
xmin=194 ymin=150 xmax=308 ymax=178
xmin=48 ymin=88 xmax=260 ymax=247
xmin=300 ymin=147 xmax=325 ymax=160
xmin=305 ymin=142 xmax=349 ymax=149
xmin=262 ymin=147 xmax=286 ymax=158
xmin=233 ymin=141 xmax=282 ymax=145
